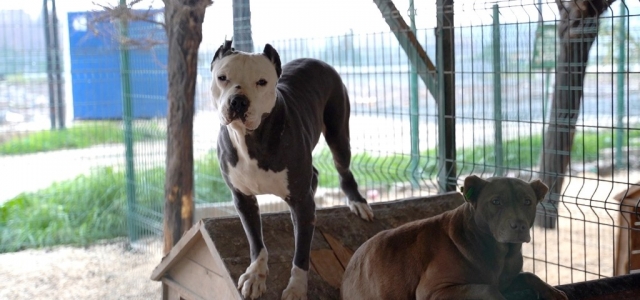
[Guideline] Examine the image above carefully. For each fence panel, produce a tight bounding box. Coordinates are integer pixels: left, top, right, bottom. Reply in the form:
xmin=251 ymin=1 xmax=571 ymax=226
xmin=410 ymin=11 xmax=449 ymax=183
xmin=1 ymin=1 xmax=639 ymax=298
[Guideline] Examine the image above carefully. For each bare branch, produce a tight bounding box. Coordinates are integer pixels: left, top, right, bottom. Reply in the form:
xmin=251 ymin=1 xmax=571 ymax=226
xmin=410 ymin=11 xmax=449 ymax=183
xmin=90 ymin=0 xmax=167 ymax=49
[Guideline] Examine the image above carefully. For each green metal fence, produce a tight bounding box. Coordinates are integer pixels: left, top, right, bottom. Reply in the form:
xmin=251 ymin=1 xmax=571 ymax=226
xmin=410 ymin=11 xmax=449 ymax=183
xmin=1 ymin=0 xmax=639 ymax=297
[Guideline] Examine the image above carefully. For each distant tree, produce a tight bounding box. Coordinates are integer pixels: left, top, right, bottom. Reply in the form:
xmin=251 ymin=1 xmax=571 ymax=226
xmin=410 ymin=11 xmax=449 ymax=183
xmin=537 ymin=0 xmax=615 ymax=228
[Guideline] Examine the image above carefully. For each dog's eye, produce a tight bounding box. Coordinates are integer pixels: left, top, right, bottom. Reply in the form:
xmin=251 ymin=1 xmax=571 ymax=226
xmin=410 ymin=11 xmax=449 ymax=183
xmin=524 ymin=198 xmax=532 ymax=206
xmin=491 ymin=198 xmax=501 ymax=205
xmin=217 ymin=75 xmax=227 ymax=81
xmin=256 ymin=79 xmax=267 ymax=86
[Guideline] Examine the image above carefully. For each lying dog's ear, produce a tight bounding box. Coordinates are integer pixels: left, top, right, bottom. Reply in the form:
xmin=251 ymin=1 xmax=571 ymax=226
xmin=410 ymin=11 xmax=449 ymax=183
xmin=529 ymin=179 xmax=549 ymax=203
xmin=211 ymin=39 xmax=235 ymax=67
xmin=462 ymin=175 xmax=488 ymax=204
xmin=262 ymin=44 xmax=282 ymax=78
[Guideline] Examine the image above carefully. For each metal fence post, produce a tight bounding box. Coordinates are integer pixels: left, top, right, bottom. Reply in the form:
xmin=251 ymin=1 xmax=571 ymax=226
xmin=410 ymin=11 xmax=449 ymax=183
xmin=615 ymin=1 xmax=628 ymax=169
xmin=119 ymin=0 xmax=137 ymax=242
xmin=50 ymin=0 xmax=64 ymax=129
xmin=436 ymin=0 xmax=456 ymax=192
xmin=42 ymin=0 xmax=56 ymax=130
xmin=409 ymin=0 xmax=420 ymax=187
xmin=232 ymin=0 xmax=254 ymax=52
xmin=43 ymin=0 xmax=65 ymax=130
xmin=492 ymin=4 xmax=503 ymax=176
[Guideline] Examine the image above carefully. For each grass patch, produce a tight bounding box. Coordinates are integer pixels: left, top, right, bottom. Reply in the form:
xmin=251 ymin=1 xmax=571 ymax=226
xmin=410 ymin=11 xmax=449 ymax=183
xmin=3 ymin=128 xmax=637 ymax=252
xmin=0 ymin=121 xmax=165 ymax=155
xmin=314 ymin=148 xmax=438 ymax=188
xmin=458 ymin=129 xmax=640 ymax=173
xmin=316 ymin=128 xmax=640 ymax=187
xmin=0 ymin=152 xmax=229 ymax=253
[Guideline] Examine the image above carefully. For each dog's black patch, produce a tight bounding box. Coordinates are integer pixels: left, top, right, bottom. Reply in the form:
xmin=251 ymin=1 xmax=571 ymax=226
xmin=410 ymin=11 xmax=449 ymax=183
xmin=262 ymin=44 xmax=282 ymax=78
xmin=211 ymin=39 xmax=237 ymax=67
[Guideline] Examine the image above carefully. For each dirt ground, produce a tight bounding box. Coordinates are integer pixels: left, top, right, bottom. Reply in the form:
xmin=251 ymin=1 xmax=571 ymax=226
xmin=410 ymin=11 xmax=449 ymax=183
xmin=0 ymin=238 xmax=163 ymax=300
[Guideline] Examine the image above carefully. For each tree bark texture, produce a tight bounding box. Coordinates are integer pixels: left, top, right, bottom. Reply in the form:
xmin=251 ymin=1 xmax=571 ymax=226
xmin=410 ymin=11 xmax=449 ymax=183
xmin=537 ymin=0 xmax=614 ymax=228
xmin=162 ymin=0 xmax=212 ymax=254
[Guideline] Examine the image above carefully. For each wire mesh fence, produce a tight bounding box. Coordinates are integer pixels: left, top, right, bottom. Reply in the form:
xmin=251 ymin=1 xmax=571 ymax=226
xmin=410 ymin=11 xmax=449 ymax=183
xmin=0 ymin=0 xmax=639 ymax=298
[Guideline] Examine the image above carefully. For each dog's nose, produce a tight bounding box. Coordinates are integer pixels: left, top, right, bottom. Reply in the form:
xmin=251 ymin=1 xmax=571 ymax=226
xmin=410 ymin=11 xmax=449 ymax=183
xmin=509 ymin=220 xmax=528 ymax=232
xmin=229 ymin=95 xmax=249 ymax=114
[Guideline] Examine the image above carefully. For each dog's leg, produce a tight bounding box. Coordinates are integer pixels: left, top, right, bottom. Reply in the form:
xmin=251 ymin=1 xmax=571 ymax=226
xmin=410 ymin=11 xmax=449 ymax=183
xmin=503 ymin=272 xmax=568 ymax=300
xmin=281 ymin=171 xmax=318 ymax=300
xmin=281 ymin=197 xmax=315 ymax=300
xmin=323 ymin=87 xmax=373 ymax=221
xmin=323 ymin=124 xmax=374 ymax=221
xmin=233 ymin=192 xmax=269 ymax=299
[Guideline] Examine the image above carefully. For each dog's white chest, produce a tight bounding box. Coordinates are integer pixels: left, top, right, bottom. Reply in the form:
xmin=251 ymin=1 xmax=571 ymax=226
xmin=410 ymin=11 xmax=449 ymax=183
xmin=226 ymin=129 xmax=290 ymax=199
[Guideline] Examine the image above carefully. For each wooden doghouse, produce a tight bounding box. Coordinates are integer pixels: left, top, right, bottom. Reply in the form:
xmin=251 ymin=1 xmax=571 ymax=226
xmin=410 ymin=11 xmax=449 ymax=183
xmin=613 ymin=184 xmax=640 ymax=275
xmin=150 ymin=193 xmax=465 ymax=300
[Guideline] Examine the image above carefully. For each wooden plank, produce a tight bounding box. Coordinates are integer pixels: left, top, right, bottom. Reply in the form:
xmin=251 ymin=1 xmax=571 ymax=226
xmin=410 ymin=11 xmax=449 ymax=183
xmin=185 ymin=238 xmax=225 ymax=277
xmin=199 ymin=227 xmax=243 ymax=300
xmin=631 ymin=228 xmax=640 ymax=250
xmin=630 ymin=253 xmax=640 ymax=271
xmin=162 ymin=276 xmax=205 ymax=300
xmin=152 ymin=221 xmax=205 ymax=281
xmin=169 ymin=255 xmax=238 ymax=300
xmin=321 ymin=231 xmax=353 ymax=268
xmin=310 ymin=249 xmax=344 ymax=289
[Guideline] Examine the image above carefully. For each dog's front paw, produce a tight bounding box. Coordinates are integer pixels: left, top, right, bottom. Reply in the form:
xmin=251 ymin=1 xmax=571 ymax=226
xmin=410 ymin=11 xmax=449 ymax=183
xmin=349 ymin=201 xmax=374 ymax=221
xmin=540 ymin=287 xmax=568 ymax=300
xmin=281 ymin=266 xmax=308 ymax=300
xmin=238 ymin=249 xmax=269 ymax=299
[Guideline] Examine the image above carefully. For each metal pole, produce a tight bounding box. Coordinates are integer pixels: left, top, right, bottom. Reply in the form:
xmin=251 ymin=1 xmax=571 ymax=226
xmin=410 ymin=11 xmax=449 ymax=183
xmin=43 ymin=0 xmax=56 ymax=130
xmin=615 ymin=1 xmax=627 ymax=169
xmin=232 ymin=0 xmax=253 ymax=52
xmin=492 ymin=4 xmax=503 ymax=176
xmin=119 ymin=0 xmax=137 ymax=242
xmin=408 ymin=0 xmax=420 ymax=187
xmin=51 ymin=0 xmax=65 ymax=129
xmin=436 ymin=0 xmax=456 ymax=192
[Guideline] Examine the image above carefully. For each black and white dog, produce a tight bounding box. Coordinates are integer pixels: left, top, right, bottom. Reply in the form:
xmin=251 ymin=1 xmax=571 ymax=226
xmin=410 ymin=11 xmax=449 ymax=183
xmin=210 ymin=40 xmax=374 ymax=300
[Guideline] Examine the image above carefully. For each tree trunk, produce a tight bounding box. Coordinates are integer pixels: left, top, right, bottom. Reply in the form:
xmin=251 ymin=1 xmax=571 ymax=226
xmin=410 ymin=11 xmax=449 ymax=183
xmin=162 ymin=0 xmax=212 ymax=254
xmin=537 ymin=0 xmax=614 ymax=228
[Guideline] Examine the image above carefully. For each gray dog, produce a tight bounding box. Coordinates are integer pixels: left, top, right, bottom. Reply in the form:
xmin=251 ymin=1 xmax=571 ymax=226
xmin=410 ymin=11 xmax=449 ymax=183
xmin=210 ymin=40 xmax=373 ymax=300
xmin=342 ymin=175 xmax=568 ymax=300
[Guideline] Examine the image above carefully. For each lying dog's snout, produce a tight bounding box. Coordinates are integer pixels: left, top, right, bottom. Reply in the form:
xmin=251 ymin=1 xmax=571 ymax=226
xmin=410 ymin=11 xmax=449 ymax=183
xmin=509 ymin=220 xmax=528 ymax=232
xmin=229 ymin=95 xmax=249 ymax=116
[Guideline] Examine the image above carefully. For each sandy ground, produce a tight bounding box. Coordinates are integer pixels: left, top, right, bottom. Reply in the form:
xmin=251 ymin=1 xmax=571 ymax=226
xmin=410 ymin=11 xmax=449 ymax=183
xmin=0 ymin=238 xmax=163 ymax=300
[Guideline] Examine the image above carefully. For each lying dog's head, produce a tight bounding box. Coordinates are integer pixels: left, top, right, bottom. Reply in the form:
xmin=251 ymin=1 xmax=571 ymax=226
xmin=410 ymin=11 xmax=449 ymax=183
xmin=210 ymin=40 xmax=282 ymax=131
xmin=462 ymin=176 xmax=548 ymax=243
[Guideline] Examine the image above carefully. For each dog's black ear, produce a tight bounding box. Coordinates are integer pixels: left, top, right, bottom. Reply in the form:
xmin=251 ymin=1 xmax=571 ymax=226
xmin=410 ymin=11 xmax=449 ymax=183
xmin=211 ymin=39 xmax=235 ymax=66
xmin=529 ymin=179 xmax=549 ymax=203
xmin=262 ymin=44 xmax=282 ymax=78
xmin=463 ymin=175 xmax=488 ymax=204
